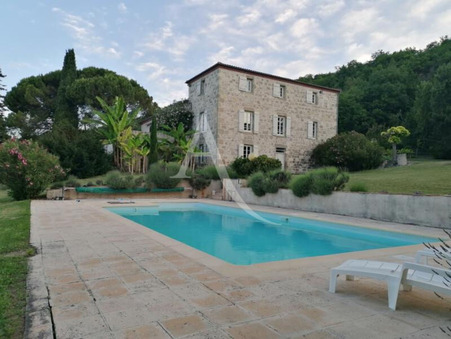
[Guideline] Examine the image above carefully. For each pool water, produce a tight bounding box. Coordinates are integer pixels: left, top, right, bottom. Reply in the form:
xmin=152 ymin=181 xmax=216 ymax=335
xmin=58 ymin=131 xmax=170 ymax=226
xmin=108 ymin=203 xmax=435 ymax=265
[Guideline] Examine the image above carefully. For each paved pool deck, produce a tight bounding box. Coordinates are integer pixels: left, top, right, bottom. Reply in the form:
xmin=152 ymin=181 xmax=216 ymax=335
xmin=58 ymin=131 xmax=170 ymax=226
xmin=27 ymin=199 xmax=450 ymax=338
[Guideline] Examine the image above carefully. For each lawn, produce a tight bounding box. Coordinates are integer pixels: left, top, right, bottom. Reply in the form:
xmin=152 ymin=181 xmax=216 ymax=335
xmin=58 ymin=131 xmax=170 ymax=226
xmin=0 ymin=189 xmax=33 ymax=339
xmin=346 ymin=158 xmax=451 ymax=195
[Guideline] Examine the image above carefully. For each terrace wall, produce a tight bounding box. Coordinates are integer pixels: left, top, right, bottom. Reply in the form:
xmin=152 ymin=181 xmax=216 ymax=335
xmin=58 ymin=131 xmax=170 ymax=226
xmin=225 ymin=182 xmax=451 ymax=228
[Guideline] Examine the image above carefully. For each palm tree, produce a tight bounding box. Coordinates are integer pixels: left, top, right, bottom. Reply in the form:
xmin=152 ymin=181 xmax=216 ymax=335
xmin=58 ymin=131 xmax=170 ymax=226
xmin=86 ymin=96 xmax=139 ymax=168
xmin=158 ymin=122 xmax=195 ymax=163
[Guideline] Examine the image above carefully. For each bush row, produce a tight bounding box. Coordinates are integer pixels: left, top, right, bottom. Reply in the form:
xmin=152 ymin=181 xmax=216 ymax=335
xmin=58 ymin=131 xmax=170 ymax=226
xmin=247 ymin=170 xmax=292 ymax=197
xmin=290 ymin=167 xmax=349 ymax=197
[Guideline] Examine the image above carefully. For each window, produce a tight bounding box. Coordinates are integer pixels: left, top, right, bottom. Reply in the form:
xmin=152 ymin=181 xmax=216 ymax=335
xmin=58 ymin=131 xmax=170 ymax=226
xmin=243 ymin=111 xmax=253 ymax=131
xmin=239 ymin=76 xmax=253 ymax=92
xmin=273 ymin=84 xmax=286 ymax=98
xmin=200 ymin=79 xmax=205 ymax=95
xmin=306 ymin=90 xmax=318 ymax=104
xmin=196 ymin=79 xmax=205 ymax=95
xmin=277 ymin=116 xmax=286 ymax=136
xmin=199 ymin=112 xmax=206 ymax=132
xmin=243 ymin=145 xmax=253 ymax=158
xmin=197 ymin=144 xmax=208 ymax=164
xmin=238 ymin=110 xmax=259 ymax=133
xmin=279 ymin=85 xmax=286 ymax=98
xmin=308 ymin=121 xmax=318 ymax=139
xmin=272 ymin=115 xmax=291 ymax=137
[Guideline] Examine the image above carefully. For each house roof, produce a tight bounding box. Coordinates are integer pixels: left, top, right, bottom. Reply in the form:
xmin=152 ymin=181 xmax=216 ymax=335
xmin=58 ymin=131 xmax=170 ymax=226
xmin=185 ymin=62 xmax=340 ymax=93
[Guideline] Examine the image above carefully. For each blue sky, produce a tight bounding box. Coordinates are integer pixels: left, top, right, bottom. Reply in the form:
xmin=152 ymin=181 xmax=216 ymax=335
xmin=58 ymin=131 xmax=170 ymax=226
xmin=1 ymin=0 xmax=450 ymax=107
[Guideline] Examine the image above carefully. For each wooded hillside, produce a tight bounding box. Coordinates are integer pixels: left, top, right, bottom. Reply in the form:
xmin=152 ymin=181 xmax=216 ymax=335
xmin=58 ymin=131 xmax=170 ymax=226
xmin=298 ymin=37 xmax=451 ymax=159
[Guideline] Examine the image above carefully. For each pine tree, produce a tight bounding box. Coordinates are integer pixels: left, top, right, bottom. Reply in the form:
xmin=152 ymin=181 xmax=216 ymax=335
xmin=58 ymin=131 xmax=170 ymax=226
xmin=54 ymin=49 xmax=78 ymax=128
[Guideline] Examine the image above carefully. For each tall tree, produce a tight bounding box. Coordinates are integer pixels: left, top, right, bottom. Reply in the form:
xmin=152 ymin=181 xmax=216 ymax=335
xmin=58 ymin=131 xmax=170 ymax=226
xmin=413 ymin=63 xmax=451 ymax=158
xmin=54 ymin=49 xmax=78 ymax=128
xmin=0 ymin=68 xmax=8 ymax=142
xmin=5 ymin=67 xmax=154 ymax=138
xmin=155 ymin=99 xmax=193 ymax=131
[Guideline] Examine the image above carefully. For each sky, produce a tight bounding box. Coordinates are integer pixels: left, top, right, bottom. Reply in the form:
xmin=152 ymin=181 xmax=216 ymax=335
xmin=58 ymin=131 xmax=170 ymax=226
xmin=1 ymin=0 xmax=450 ymax=107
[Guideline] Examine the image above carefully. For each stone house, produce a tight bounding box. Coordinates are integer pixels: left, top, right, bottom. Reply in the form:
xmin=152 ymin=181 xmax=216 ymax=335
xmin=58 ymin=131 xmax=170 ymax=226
xmin=185 ymin=63 xmax=340 ymax=173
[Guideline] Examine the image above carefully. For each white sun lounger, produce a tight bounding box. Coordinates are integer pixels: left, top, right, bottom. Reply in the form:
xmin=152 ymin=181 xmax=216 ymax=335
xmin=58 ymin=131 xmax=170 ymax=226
xmin=329 ymin=259 xmax=451 ymax=310
xmin=415 ymin=248 xmax=451 ymax=264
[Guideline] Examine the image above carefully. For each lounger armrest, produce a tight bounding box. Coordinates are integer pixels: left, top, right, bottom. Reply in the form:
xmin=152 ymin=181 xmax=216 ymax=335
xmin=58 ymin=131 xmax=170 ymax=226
xmin=401 ymin=262 xmax=451 ymax=279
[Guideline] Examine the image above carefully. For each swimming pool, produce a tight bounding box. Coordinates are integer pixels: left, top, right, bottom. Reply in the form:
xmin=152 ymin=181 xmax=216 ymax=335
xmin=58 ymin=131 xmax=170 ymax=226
xmin=108 ymin=203 xmax=435 ymax=265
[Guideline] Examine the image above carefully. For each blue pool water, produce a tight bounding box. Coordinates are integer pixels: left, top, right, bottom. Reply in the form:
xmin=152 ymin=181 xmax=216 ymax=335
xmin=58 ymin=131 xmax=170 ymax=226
xmin=107 ymin=203 xmax=435 ymax=265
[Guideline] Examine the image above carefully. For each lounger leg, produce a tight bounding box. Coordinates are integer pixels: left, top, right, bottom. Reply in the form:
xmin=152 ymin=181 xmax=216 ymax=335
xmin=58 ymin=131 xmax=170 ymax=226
xmin=329 ymin=271 xmax=338 ymax=293
xmin=402 ymin=283 xmax=412 ymax=292
xmin=387 ymin=279 xmax=401 ymax=311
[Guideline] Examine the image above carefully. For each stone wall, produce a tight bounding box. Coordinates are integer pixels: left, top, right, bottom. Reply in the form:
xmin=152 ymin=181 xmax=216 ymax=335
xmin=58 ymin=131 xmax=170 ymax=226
xmin=228 ymin=184 xmax=451 ymax=228
xmin=216 ymin=68 xmax=338 ymax=173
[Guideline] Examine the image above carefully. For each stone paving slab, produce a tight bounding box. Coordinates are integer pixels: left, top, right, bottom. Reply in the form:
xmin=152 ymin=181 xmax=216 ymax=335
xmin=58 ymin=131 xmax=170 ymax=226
xmin=26 ymin=199 xmax=451 ymax=338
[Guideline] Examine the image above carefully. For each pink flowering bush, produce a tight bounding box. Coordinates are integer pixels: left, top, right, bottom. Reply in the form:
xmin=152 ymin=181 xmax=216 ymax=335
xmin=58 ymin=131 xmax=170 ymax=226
xmin=0 ymin=138 xmax=65 ymax=200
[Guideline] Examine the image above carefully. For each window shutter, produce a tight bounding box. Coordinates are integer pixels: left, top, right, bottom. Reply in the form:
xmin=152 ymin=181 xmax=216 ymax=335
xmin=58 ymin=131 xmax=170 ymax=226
xmin=306 ymin=90 xmax=313 ymax=103
xmin=307 ymin=121 xmax=314 ymax=139
xmin=253 ymin=145 xmax=259 ymax=156
xmin=238 ymin=144 xmax=244 ymax=157
xmin=272 ymin=115 xmax=278 ymax=135
xmin=196 ymin=82 xmax=202 ymax=96
xmin=239 ymin=76 xmax=248 ymax=91
xmin=273 ymin=84 xmax=280 ymax=97
xmin=286 ymin=117 xmax=291 ymax=137
xmin=238 ymin=110 xmax=245 ymax=132
xmin=253 ymin=112 xmax=259 ymax=133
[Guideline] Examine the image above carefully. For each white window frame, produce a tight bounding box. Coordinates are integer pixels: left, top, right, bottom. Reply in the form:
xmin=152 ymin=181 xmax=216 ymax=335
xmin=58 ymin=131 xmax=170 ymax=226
xmin=239 ymin=76 xmax=253 ymax=92
xmin=243 ymin=111 xmax=253 ymax=132
xmin=272 ymin=115 xmax=291 ymax=137
xmin=273 ymin=84 xmax=286 ymax=98
xmin=308 ymin=121 xmax=318 ymax=139
xmin=277 ymin=116 xmax=286 ymax=136
xmin=306 ymin=90 xmax=318 ymax=104
xmin=239 ymin=110 xmax=259 ymax=133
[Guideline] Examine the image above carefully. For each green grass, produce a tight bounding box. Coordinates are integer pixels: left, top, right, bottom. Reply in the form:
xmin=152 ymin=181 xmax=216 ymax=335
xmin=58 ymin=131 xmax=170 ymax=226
xmin=345 ymin=158 xmax=451 ymax=195
xmin=0 ymin=191 xmax=33 ymax=338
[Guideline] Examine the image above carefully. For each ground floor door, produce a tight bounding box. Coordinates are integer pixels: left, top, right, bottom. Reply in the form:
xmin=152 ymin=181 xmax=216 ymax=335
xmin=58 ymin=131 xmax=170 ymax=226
xmin=275 ymin=148 xmax=286 ymax=170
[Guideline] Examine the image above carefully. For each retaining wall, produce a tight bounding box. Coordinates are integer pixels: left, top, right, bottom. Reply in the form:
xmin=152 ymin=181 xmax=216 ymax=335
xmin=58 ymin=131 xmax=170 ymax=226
xmin=229 ymin=185 xmax=451 ymax=228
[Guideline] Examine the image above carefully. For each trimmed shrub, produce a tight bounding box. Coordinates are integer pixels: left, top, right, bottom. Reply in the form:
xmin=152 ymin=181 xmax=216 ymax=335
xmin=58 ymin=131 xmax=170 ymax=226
xmin=96 ymin=179 xmax=103 ymax=185
xmin=349 ymin=182 xmax=368 ymax=192
xmin=248 ymin=172 xmax=267 ymax=197
xmin=310 ymin=131 xmax=384 ymax=171
xmin=146 ymin=162 xmax=182 ymax=189
xmin=226 ymin=166 xmax=239 ymax=179
xmin=196 ymin=165 xmax=220 ymax=180
xmin=134 ymin=176 xmax=144 ymax=187
xmin=0 ymin=138 xmax=66 ymax=200
xmin=230 ymin=155 xmax=282 ymax=178
xmin=189 ymin=174 xmax=211 ymax=191
xmin=65 ymin=175 xmax=81 ymax=187
xmin=86 ymin=181 xmax=95 ymax=187
xmin=230 ymin=157 xmax=253 ymax=178
xmin=251 ymin=155 xmax=282 ymax=173
xmin=105 ymin=170 xmax=137 ymax=189
xmin=268 ymin=169 xmax=292 ymax=188
xmin=290 ymin=167 xmax=349 ymax=197
xmin=309 ymin=167 xmax=349 ymax=195
xmin=290 ymin=174 xmax=312 ymax=198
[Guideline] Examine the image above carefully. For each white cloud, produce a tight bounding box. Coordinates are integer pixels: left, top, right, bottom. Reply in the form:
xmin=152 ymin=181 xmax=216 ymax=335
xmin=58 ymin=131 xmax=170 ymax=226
xmin=290 ymin=18 xmax=319 ymax=38
xmin=275 ymin=9 xmax=297 ymax=24
xmin=52 ymin=7 xmax=121 ymax=58
xmin=118 ymin=3 xmax=127 ymax=13
xmin=318 ymin=0 xmax=345 ymax=17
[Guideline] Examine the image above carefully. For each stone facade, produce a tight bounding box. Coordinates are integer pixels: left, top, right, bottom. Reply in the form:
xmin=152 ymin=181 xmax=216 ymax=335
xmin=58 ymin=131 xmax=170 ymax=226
xmin=187 ymin=63 xmax=339 ymax=173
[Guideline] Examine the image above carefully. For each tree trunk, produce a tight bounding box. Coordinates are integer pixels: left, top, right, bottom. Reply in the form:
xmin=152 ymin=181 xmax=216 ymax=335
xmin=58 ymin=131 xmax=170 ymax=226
xmin=392 ymin=143 xmax=397 ymax=165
